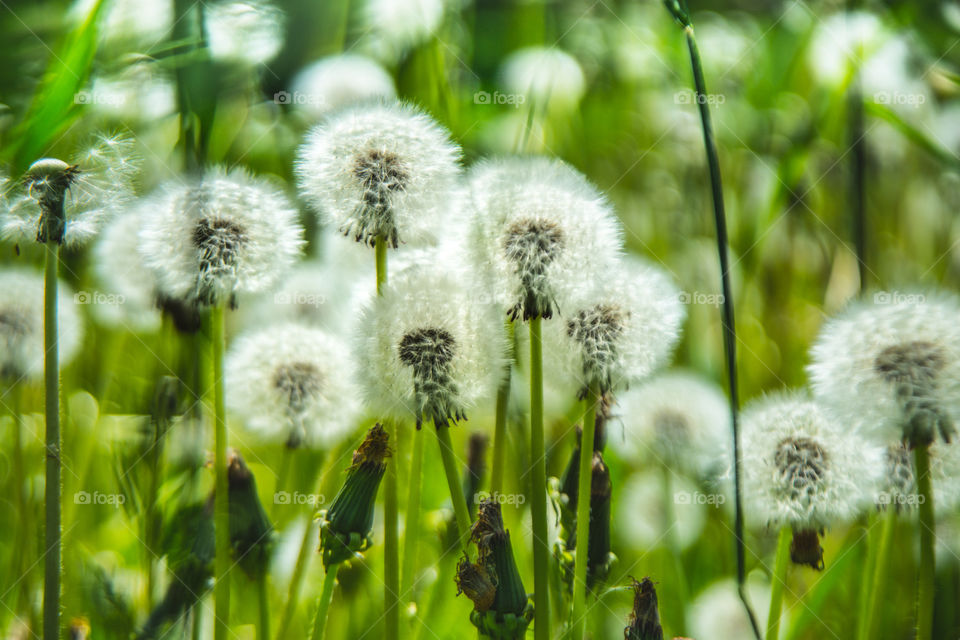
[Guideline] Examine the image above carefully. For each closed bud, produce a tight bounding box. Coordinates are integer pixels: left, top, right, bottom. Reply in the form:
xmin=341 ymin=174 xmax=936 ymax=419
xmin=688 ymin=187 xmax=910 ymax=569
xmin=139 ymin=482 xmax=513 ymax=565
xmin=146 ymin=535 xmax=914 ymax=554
xmin=624 ymin=577 xmax=664 ymax=640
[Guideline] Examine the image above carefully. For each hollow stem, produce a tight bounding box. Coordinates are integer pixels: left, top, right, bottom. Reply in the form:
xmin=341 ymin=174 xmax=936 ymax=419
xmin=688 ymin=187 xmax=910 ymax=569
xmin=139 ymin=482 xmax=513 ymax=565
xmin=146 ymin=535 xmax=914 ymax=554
xmin=401 ymin=426 xmax=425 ymax=603
xmin=211 ymin=303 xmax=230 ymax=640
xmin=490 ymin=321 xmax=515 ymax=495
xmin=434 ymin=423 xmax=472 ymax=545
xmin=862 ymin=509 xmax=897 ymax=640
xmin=309 ymin=565 xmax=339 ymax=640
xmin=258 ymin=573 xmax=271 ymax=640
xmin=914 ymin=445 xmax=935 ymax=640
xmin=42 ymin=240 xmax=61 ymax=640
xmin=766 ymin=526 xmax=791 ymax=640
xmin=528 ymin=315 xmax=550 ymax=640
xmin=570 ymin=382 xmax=600 ymax=639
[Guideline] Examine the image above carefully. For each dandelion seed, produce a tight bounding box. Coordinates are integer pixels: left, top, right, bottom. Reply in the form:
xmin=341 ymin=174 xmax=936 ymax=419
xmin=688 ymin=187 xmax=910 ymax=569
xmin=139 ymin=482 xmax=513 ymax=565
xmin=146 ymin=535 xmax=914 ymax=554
xmin=205 ymin=0 xmax=284 ymax=66
xmin=290 ymin=54 xmax=396 ymax=119
xmin=226 ymin=323 xmax=359 ymax=448
xmin=808 ymin=293 xmax=960 ymax=447
xmin=138 ymin=168 xmax=304 ymax=307
xmin=501 ymin=46 xmax=586 ymax=110
xmin=0 ymin=267 xmax=83 ymax=380
xmin=296 ymin=102 xmax=460 ymax=249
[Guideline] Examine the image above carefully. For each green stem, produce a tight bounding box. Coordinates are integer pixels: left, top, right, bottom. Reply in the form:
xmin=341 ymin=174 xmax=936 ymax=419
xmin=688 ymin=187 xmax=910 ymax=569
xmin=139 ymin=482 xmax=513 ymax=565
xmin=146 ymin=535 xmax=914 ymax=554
xmin=435 ymin=424 xmax=472 ymax=545
xmin=914 ymin=445 xmax=935 ymax=640
xmin=570 ymin=382 xmax=599 ymax=639
xmin=401 ymin=426 xmax=425 ymax=603
xmin=211 ymin=304 xmax=230 ymax=640
xmin=42 ymin=240 xmax=61 ymax=640
xmin=258 ymin=573 xmax=271 ymax=640
xmin=767 ymin=526 xmax=791 ymax=640
xmin=528 ymin=316 xmax=550 ymax=640
xmin=490 ymin=321 xmax=514 ymax=496
xmin=309 ymin=565 xmax=339 ymax=640
xmin=275 ymin=518 xmax=316 ymax=640
xmin=863 ymin=509 xmax=897 ymax=640
xmin=854 ymin=514 xmax=877 ymax=640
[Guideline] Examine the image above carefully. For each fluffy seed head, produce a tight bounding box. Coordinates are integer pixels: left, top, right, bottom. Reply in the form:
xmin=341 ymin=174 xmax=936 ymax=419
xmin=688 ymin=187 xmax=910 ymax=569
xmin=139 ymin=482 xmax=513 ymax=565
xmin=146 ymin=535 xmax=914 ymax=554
xmin=354 ymin=263 xmax=508 ymax=428
xmin=360 ymin=0 xmax=445 ymax=60
xmin=205 ymin=1 xmax=284 ymax=66
xmin=876 ymin=441 xmax=960 ymax=514
xmin=501 ymin=46 xmax=586 ymax=109
xmin=226 ymin=323 xmax=359 ymax=448
xmin=290 ymin=54 xmax=396 ymax=119
xmin=741 ymin=392 xmax=880 ymax=530
xmin=138 ymin=168 xmax=304 ymax=306
xmin=466 ymin=157 xmax=622 ymax=321
xmin=296 ymin=102 xmax=460 ymax=249
xmin=808 ymin=293 xmax=960 ymax=447
xmin=0 ymin=267 xmax=83 ymax=379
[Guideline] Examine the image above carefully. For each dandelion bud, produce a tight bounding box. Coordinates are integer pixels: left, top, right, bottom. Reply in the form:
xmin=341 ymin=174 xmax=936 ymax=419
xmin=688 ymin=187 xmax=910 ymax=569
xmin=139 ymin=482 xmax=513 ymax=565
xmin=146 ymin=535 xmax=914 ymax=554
xmin=227 ymin=450 xmax=273 ymax=579
xmin=624 ymin=577 xmax=664 ymax=640
xmin=319 ymin=424 xmax=391 ymax=568
xmin=69 ymin=617 xmax=91 ymax=640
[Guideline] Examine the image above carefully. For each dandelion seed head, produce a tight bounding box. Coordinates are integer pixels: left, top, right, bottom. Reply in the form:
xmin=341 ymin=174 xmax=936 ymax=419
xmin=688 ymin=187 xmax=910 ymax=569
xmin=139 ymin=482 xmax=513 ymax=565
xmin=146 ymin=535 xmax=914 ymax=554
xmin=876 ymin=441 xmax=960 ymax=514
xmin=226 ymin=323 xmax=359 ymax=448
xmin=501 ymin=46 xmax=585 ymax=109
xmin=688 ymin=578 xmax=771 ymax=640
xmin=808 ymin=293 xmax=960 ymax=447
xmin=296 ymin=102 xmax=460 ymax=249
xmin=741 ymin=392 xmax=880 ymax=529
xmin=139 ymin=168 xmax=304 ymax=306
xmin=290 ymin=54 xmax=396 ymax=119
xmin=205 ymin=1 xmax=284 ymax=66
xmin=360 ymin=0 xmax=445 ymax=60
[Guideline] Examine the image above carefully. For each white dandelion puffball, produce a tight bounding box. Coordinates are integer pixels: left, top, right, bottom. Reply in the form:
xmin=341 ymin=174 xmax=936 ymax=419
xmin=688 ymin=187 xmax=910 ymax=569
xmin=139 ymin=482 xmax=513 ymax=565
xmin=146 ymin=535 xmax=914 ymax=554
xmin=205 ymin=0 xmax=284 ymax=66
xmin=138 ymin=168 xmax=304 ymax=306
xmin=0 ymin=268 xmax=83 ymax=380
xmin=808 ymin=292 xmax=960 ymax=447
xmin=355 ymin=264 xmax=508 ymax=428
xmin=877 ymin=441 xmax=960 ymax=515
xmin=361 ymin=0 xmax=445 ymax=60
xmin=806 ymin=11 xmax=888 ymax=87
xmin=226 ymin=323 xmax=359 ymax=448
xmin=542 ymin=256 xmax=684 ymax=395
xmin=466 ymin=156 xmax=623 ymax=322
xmin=296 ymin=102 xmax=461 ymax=249
xmin=741 ymin=392 xmax=880 ymax=530
xmin=290 ymin=54 xmax=396 ymax=119
xmin=1 ymin=134 xmax=138 ymax=248
xmin=614 ymin=469 xmax=706 ymax=551
xmin=501 ymin=46 xmax=586 ymax=109
xmin=91 ymin=206 xmax=161 ymax=332
xmin=689 ymin=577 xmax=771 ymax=640
xmin=615 ymin=371 xmax=729 ymax=479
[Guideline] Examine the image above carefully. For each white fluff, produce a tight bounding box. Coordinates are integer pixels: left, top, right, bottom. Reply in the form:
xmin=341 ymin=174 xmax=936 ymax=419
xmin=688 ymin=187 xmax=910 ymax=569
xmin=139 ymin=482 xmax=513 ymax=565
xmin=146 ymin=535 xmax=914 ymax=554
xmin=501 ymin=46 xmax=586 ymax=109
xmin=290 ymin=54 xmax=396 ymax=119
xmin=205 ymin=0 xmax=284 ymax=66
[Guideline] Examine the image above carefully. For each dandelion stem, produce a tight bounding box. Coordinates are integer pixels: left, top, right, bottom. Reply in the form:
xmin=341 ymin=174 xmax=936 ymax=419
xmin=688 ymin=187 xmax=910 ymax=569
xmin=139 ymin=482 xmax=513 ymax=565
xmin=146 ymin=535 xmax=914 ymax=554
xmin=258 ymin=572 xmax=271 ymax=640
xmin=434 ymin=423 xmax=472 ymax=546
xmin=570 ymin=381 xmax=600 ymax=640
xmin=862 ymin=509 xmax=897 ymax=640
xmin=528 ymin=315 xmax=550 ymax=640
xmin=848 ymin=68 xmax=867 ymax=291
xmin=275 ymin=518 xmax=317 ymax=640
xmin=42 ymin=239 xmax=61 ymax=640
xmin=854 ymin=514 xmax=877 ymax=640
xmin=401 ymin=426 xmax=425 ymax=605
xmin=766 ymin=526 xmax=791 ymax=640
xmin=490 ymin=320 xmax=515 ymax=495
xmin=211 ymin=303 xmax=231 ymax=640
xmin=914 ymin=445 xmax=935 ymax=640
xmin=310 ymin=565 xmax=338 ymax=640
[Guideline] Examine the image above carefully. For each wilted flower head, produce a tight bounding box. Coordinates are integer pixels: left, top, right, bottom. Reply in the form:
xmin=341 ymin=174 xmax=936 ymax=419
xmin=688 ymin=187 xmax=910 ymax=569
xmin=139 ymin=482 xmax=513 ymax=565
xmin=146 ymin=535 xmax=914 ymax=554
xmin=543 ymin=257 xmax=683 ymax=395
xmin=742 ymin=392 xmax=880 ymax=567
xmin=296 ymin=102 xmax=460 ymax=249
xmin=466 ymin=157 xmax=622 ymax=322
xmin=808 ymin=293 xmax=960 ymax=447
xmin=226 ymin=323 xmax=359 ymax=448
xmin=355 ymin=264 xmax=508 ymax=428
xmin=139 ymin=168 xmax=304 ymax=306
xmin=205 ymin=0 xmax=284 ymax=66
xmin=290 ymin=54 xmax=396 ymax=119
xmin=91 ymin=206 xmax=161 ymax=332
xmin=617 ymin=371 xmax=729 ymax=478
xmin=0 ymin=267 xmax=83 ymax=380
xmin=501 ymin=46 xmax=586 ymax=109
xmin=361 ymin=0 xmax=445 ymax=60
xmin=1 ymin=134 xmax=138 ymax=247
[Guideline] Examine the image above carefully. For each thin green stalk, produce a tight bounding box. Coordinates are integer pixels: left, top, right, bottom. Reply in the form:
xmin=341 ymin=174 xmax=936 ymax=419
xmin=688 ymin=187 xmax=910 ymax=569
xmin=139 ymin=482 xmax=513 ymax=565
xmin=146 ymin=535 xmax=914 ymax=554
xmin=863 ymin=509 xmax=897 ymax=640
xmin=258 ymin=573 xmax=271 ymax=640
xmin=528 ymin=315 xmax=549 ymax=640
xmin=434 ymin=424 xmax=472 ymax=544
xmin=401 ymin=426 xmax=425 ymax=602
xmin=848 ymin=68 xmax=867 ymax=291
xmin=309 ymin=565 xmax=339 ymax=640
xmin=42 ymin=240 xmax=61 ymax=640
xmin=767 ymin=526 xmax=791 ymax=640
xmin=854 ymin=514 xmax=877 ymax=640
xmin=276 ymin=518 xmax=317 ymax=640
xmin=211 ymin=304 xmax=230 ymax=640
xmin=914 ymin=445 xmax=935 ymax=640
xmin=490 ymin=321 xmax=515 ymax=496
xmin=570 ymin=382 xmax=600 ymax=639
